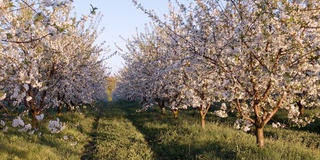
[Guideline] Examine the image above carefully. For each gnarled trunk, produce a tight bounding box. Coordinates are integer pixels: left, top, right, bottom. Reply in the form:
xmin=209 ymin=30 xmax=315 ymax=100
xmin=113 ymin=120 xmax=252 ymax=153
xmin=198 ymin=105 xmax=210 ymax=128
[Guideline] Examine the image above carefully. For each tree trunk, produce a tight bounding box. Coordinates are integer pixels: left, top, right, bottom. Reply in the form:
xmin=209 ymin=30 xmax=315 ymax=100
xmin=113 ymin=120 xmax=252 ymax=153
xmin=158 ymin=100 xmax=166 ymax=118
xmin=160 ymin=107 xmax=165 ymax=118
xmin=198 ymin=105 xmax=206 ymax=128
xmin=297 ymin=101 xmax=305 ymax=116
xmin=32 ymin=114 xmax=38 ymax=129
xmin=171 ymin=109 xmax=178 ymax=119
xmin=299 ymin=106 xmax=305 ymax=116
xmin=201 ymin=114 xmax=205 ymax=128
xmin=30 ymin=106 xmax=38 ymax=129
xmin=57 ymin=105 xmax=62 ymax=116
xmin=256 ymin=126 xmax=265 ymax=148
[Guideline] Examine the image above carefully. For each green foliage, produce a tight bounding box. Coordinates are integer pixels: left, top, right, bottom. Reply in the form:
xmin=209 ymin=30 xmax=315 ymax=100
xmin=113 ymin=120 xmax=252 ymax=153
xmin=33 ymin=13 xmax=44 ymax=23
xmin=6 ymin=33 xmax=13 ymax=39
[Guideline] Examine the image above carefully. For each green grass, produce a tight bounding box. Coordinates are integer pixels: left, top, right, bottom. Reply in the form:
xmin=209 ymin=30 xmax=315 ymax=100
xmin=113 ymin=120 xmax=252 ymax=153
xmin=118 ymin=101 xmax=320 ymax=160
xmin=94 ymin=104 xmax=153 ymax=159
xmin=0 ymin=106 xmax=95 ymax=160
xmin=0 ymin=101 xmax=319 ymax=160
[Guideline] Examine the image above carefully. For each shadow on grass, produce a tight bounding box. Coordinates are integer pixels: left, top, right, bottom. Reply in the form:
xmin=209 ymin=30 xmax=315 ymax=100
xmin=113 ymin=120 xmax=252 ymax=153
xmin=80 ymin=104 xmax=105 ymax=160
xmin=0 ymin=142 xmax=29 ymax=159
xmin=105 ymin=101 xmax=320 ymax=159
xmin=116 ymin=101 xmax=243 ymax=160
xmin=38 ymin=135 xmax=80 ymax=157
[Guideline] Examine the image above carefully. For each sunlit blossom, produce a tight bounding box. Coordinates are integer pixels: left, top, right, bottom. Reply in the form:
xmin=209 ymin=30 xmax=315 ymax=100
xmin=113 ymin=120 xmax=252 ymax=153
xmin=26 ymin=96 xmax=32 ymax=102
xmin=0 ymin=92 xmax=6 ymax=101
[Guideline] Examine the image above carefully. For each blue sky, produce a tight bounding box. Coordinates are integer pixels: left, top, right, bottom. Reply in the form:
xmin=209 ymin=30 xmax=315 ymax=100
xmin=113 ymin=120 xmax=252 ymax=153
xmin=72 ymin=0 xmax=190 ymax=75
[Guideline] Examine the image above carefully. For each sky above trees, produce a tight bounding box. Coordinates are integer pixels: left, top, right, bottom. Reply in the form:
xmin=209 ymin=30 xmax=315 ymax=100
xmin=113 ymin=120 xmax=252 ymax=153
xmin=73 ymin=0 xmax=191 ymax=75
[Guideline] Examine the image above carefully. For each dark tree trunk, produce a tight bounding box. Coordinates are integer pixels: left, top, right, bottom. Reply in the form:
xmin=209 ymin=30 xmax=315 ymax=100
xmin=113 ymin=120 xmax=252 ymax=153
xmin=57 ymin=105 xmax=62 ymax=116
xmin=160 ymin=107 xmax=165 ymax=117
xmin=30 ymin=105 xmax=39 ymax=128
xmin=157 ymin=99 xmax=166 ymax=118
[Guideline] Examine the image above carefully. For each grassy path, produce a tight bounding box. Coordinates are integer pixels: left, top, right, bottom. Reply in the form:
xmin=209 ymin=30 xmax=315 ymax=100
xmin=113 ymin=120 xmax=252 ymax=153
xmin=80 ymin=108 xmax=100 ymax=159
xmin=88 ymin=101 xmax=154 ymax=159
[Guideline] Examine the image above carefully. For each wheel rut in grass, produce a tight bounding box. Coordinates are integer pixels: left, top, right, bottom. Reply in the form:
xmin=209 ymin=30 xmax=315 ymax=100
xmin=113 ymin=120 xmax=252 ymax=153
xmin=80 ymin=108 xmax=101 ymax=160
xmin=116 ymin=101 xmax=162 ymax=159
xmin=104 ymin=101 xmax=155 ymax=159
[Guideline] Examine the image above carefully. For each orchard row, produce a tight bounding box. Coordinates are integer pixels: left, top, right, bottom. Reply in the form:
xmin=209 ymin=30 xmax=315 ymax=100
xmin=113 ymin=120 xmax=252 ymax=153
xmin=114 ymin=0 xmax=320 ymax=148
xmin=0 ymin=1 xmax=108 ymax=128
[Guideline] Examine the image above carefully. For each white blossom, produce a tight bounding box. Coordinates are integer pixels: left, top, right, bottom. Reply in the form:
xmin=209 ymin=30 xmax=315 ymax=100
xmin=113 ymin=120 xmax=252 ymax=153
xmin=18 ymin=124 xmax=32 ymax=132
xmin=272 ymin=122 xmax=281 ymax=128
xmin=288 ymin=104 xmax=300 ymax=119
xmin=29 ymin=130 xmax=35 ymax=135
xmin=220 ymin=103 xmax=227 ymax=111
xmin=23 ymin=84 xmax=29 ymax=91
xmin=12 ymin=117 xmax=25 ymax=128
xmin=48 ymin=118 xmax=66 ymax=133
xmin=63 ymin=135 xmax=69 ymax=140
xmin=35 ymin=113 xmax=44 ymax=121
xmin=26 ymin=96 xmax=32 ymax=102
xmin=0 ymin=120 xmax=7 ymax=132
xmin=3 ymin=126 xmax=8 ymax=132
xmin=243 ymin=126 xmax=251 ymax=132
xmin=46 ymin=26 xmax=57 ymax=34
xmin=0 ymin=92 xmax=6 ymax=101
xmin=0 ymin=120 xmax=5 ymax=126
xmin=213 ymin=110 xmax=228 ymax=118
xmin=43 ymin=0 xmax=54 ymax=7
xmin=234 ymin=119 xmax=253 ymax=132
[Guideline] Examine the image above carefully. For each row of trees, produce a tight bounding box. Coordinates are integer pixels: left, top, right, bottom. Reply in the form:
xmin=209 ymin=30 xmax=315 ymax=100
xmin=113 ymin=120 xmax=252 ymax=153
xmin=114 ymin=0 xmax=320 ymax=148
xmin=0 ymin=0 xmax=108 ymax=128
